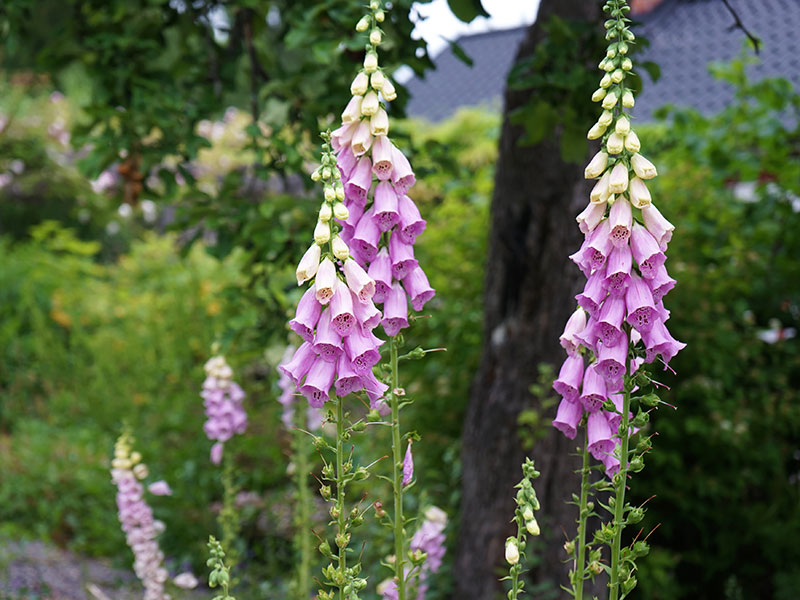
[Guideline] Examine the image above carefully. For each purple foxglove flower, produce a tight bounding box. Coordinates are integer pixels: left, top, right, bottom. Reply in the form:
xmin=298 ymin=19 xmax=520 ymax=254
xmin=330 ymin=279 xmax=356 ymax=336
xmin=608 ymin=196 xmax=632 ymax=248
xmin=410 ymin=506 xmax=447 ymax=572
xmin=587 ymin=411 xmax=614 ymax=460
xmin=630 ymin=222 xmax=666 ymax=280
xmin=576 ymin=201 xmax=606 ymax=234
xmin=345 ymin=156 xmax=373 ymax=206
xmin=574 ymin=316 xmax=599 ymax=352
xmin=625 ymin=273 xmax=659 ymax=332
xmin=353 ymin=296 xmax=382 ymax=331
xmin=655 ymin=300 xmax=670 ymax=323
xmin=351 ymin=119 xmax=373 ymax=156
xmin=559 ymin=307 xmax=587 ymax=356
xmin=553 ymin=398 xmax=582 ymax=439
xmin=641 ymin=320 xmax=686 ymax=366
xmin=382 ymin=282 xmax=409 ymax=337
xmin=341 ymin=198 xmax=365 ymax=239
xmin=210 ymin=441 xmax=224 ymax=465
xmin=390 ymin=144 xmax=415 ymax=195
xmin=148 ymin=481 xmax=172 ymax=496
xmin=337 ymin=146 xmax=357 ymax=182
xmin=641 ymin=203 xmax=674 ymax=250
xmin=343 ymin=257 xmax=376 ymax=304
xmin=402 ymin=442 xmax=414 ymax=486
xmin=331 ymin=121 xmax=357 ymax=152
xmin=596 ymin=338 xmax=627 ymax=390
xmin=402 ymin=266 xmax=436 ymax=312
xmin=373 ymin=181 xmax=400 ymax=232
xmin=314 ymin=258 xmax=337 ymax=305
xmin=389 ymin=233 xmax=418 ymax=280
xmin=606 ymin=392 xmax=624 ymax=432
xmin=344 ymin=327 xmax=382 ymax=373
xmin=352 ymin=206 xmax=381 ymax=262
xmin=397 ymin=195 xmax=427 ymax=244
xmin=362 ymin=370 xmax=390 ymax=412
xmin=597 ymin=295 xmax=626 ymax=347
xmin=279 ymin=342 xmax=316 ymax=383
xmin=575 ymin=269 xmax=608 ymax=318
xmin=371 ymin=135 xmax=394 ymax=181
xmin=553 ymin=354 xmax=584 ymax=402
xmin=335 ymin=354 xmax=364 ymax=397
xmin=602 ymin=448 xmax=621 ymax=478
xmin=368 ymin=247 xmax=393 ymax=304
xmin=299 ymin=356 xmax=337 ymax=407
xmin=580 ymin=363 xmax=607 ymax=413
xmin=313 ymin=309 xmax=344 ymax=363
xmin=648 ymin=263 xmax=676 ymax=302
xmin=603 ymin=244 xmax=633 ymax=296
xmin=576 ymin=219 xmax=613 ymax=273
xmin=289 ymin=287 xmax=322 ymax=342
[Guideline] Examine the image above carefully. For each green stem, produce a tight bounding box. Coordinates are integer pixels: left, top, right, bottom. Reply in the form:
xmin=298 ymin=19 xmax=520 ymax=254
xmin=294 ymin=404 xmax=312 ymax=600
xmin=574 ymin=429 xmax=591 ymax=600
xmin=335 ymin=393 xmax=347 ymax=600
xmin=390 ymin=338 xmax=406 ymax=600
xmin=608 ymin=385 xmax=632 ymax=600
xmin=220 ymin=449 xmax=238 ymax=572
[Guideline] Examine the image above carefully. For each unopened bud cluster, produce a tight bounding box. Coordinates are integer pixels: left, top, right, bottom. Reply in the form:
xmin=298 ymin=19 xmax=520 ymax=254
xmin=503 ymin=459 xmax=542 ymax=599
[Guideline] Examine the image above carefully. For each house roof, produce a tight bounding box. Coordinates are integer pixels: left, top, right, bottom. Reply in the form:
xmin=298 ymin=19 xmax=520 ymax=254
xmin=404 ymin=0 xmax=800 ymax=122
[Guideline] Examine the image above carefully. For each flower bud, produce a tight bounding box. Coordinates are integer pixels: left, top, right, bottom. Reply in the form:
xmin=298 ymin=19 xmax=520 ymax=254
xmin=631 ymin=153 xmax=658 ymax=179
xmin=606 ymin=132 xmax=624 ymax=155
xmin=591 ymin=88 xmax=607 ymax=102
xmin=587 ymin=122 xmax=607 ymax=140
xmin=618 ymin=41 xmax=629 ymax=55
xmin=356 ymin=16 xmax=370 ymax=32
xmin=313 ymin=220 xmax=331 ymax=245
xmin=370 ymin=108 xmax=389 ymax=136
xmin=130 ymin=451 xmax=142 ymax=465
xmin=333 ymin=202 xmax=349 ymax=221
xmin=606 ymin=45 xmax=617 ymax=58
xmin=624 ymin=131 xmax=641 ymax=153
xmin=296 ymin=243 xmax=321 ymax=285
xmin=369 ymin=30 xmax=382 ymax=45
xmin=133 ymin=463 xmax=148 ymax=480
xmin=590 ymin=171 xmax=611 ymax=204
xmin=615 ymin=116 xmax=630 ymax=136
xmin=341 ymin=95 xmax=363 ymax=123
xmin=604 ymin=59 xmax=616 ymax=72
xmin=584 ymin=151 xmax=608 ymax=179
xmin=608 ymin=162 xmax=629 ymax=194
xmin=622 ymin=57 xmax=633 ymax=71
xmin=369 ymin=0 xmax=379 ymax=9
xmin=625 ymin=30 xmax=635 ymax=41
xmin=375 ymin=10 xmax=385 ymax=22
xmin=522 ymin=507 xmax=534 ymax=521
xmin=381 ymin=78 xmax=397 ymax=101
xmin=321 ymin=167 xmax=332 ymax=180
xmin=601 ymin=91 xmax=618 ymax=110
xmin=505 ymin=538 xmax=520 ymax=565
xmin=361 ymin=91 xmax=379 ymax=116
xmin=611 ymin=69 xmax=624 ymax=83
xmin=350 ymin=72 xmax=369 ymax=96
xmin=598 ymin=110 xmax=613 ymax=126
xmin=526 ymin=518 xmax=540 ymax=536
xmin=319 ymin=202 xmax=332 ymax=222
xmin=600 ymin=73 xmax=612 ymax=89
xmin=370 ymin=70 xmax=385 ymax=91
xmin=364 ymin=51 xmax=378 ymax=73
xmin=323 ymin=186 xmax=336 ymax=203
xmin=622 ymin=90 xmax=635 ymax=107
xmin=311 ymin=169 xmax=321 ymax=182
xmin=332 ymin=236 xmax=350 ymax=260
xmin=335 ymin=183 xmax=345 ymax=201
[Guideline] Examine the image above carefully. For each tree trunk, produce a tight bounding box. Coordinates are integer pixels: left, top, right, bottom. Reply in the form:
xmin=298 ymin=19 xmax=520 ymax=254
xmin=453 ymin=1 xmax=601 ymax=598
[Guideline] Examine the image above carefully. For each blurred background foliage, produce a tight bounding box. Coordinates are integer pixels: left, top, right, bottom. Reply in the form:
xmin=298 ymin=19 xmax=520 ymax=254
xmin=0 ymin=1 xmax=798 ymax=597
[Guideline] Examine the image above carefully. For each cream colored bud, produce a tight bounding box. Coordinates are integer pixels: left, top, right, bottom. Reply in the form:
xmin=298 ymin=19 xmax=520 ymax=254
xmin=296 ymin=243 xmax=321 ymax=285
xmin=622 ymin=57 xmax=633 ymax=71
xmin=130 ymin=451 xmax=142 ymax=465
xmin=590 ymin=171 xmax=611 ymax=204
xmin=333 ymin=202 xmax=349 ymax=221
xmin=112 ymin=458 xmax=131 ymax=470
xmin=361 ymin=91 xmax=379 ymax=116
xmin=611 ymin=69 xmax=624 ymax=83
xmin=622 ymin=90 xmax=635 ymax=108
xmin=598 ymin=58 xmax=609 ymax=70
xmin=375 ymin=10 xmax=385 ymax=22
xmin=522 ymin=507 xmax=534 ymax=521
xmin=624 ymin=130 xmax=641 ymax=153
xmin=526 ymin=518 xmax=541 ymax=536
xmin=314 ymin=220 xmax=331 ymax=245
xmin=370 ymin=70 xmax=385 ymax=91
xmin=592 ymin=88 xmax=607 ymax=103
xmin=598 ymin=110 xmax=613 ymax=126
xmin=608 ymin=162 xmax=629 ymax=194
xmin=631 ymin=153 xmax=658 ymax=179
xmin=606 ymin=132 xmax=624 ymax=155
xmin=601 ymin=91 xmax=618 ymax=110
xmin=505 ymin=539 xmax=520 ymax=565
xmin=364 ymin=52 xmax=378 ymax=73
xmin=332 ymin=236 xmax=350 ymax=260
xmin=369 ymin=30 xmax=382 ymax=46
xmin=319 ymin=202 xmax=332 ymax=222
xmin=350 ymin=72 xmax=369 ymax=96
xmin=356 ymin=16 xmax=370 ymax=32
xmin=381 ymin=78 xmax=397 ymax=101
xmin=600 ymin=73 xmax=612 ymax=89
xmin=604 ymin=60 xmax=616 ymax=72
xmin=341 ymin=95 xmax=363 ymax=123
xmin=369 ymin=0 xmax=379 ymax=9
xmin=321 ymin=167 xmax=332 ymax=180
xmin=629 ymin=177 xmax=653 ymax=208
xmin=606 ymin=47 xmax=617 ymax=59
xmin=133 ymin=463 xmax=149 ymax=480
xmin=584 ymin=151 xmax=608 ymax=179
xmin=370 ymin=108 xmax=389 ymax=136
xmin=323 ymin=186 xmax=336 ymax=203
xmin=335 ymin=183 xmax=345 ymax=201
xmin=311 ymin=169 xmax=321 ymax=182
xmin=615 ymin=116 xmax=630 ymax=136
xmin=587 ymin=122 xmax=607 ymax=140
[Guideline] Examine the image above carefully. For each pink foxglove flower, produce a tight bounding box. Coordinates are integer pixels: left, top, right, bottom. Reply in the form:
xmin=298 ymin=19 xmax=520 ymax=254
xmin=402 ymin=441 xmax=414 ymax=486
xmin=201 ymin=355 xmax=247 ymax=465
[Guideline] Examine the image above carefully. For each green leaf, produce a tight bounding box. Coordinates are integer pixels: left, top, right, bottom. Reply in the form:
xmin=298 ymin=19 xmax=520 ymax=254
xmin=449 ymin=39 xmax=474 ymax=67
xmin=447 ymin=0 xmax=489 ymax=23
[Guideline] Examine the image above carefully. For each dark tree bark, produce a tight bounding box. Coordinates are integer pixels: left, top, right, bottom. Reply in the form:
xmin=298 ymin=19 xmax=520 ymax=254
xmin=454 ymin=1 xmax=601 ymax=598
